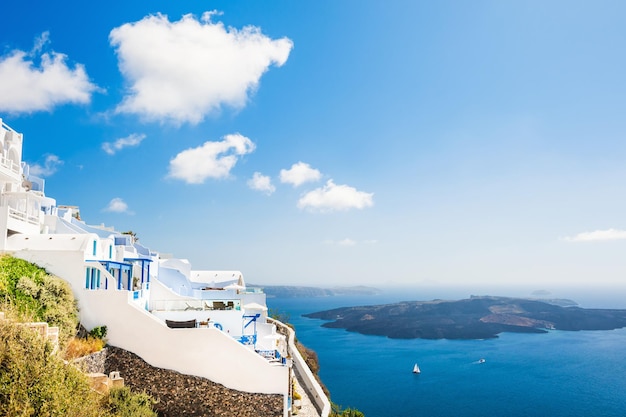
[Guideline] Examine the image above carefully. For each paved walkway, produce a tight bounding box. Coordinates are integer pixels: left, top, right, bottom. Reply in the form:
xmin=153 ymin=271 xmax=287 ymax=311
xmin=292 ymin=371 xmax=321 ymax=417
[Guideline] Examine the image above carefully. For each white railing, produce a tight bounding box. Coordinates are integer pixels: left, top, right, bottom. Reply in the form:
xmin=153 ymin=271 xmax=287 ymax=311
xmin=0 ymin=155 xmax=19 ymax=175
xmin=1 ymin=120 xmax=16 ymax=132
xmin=243 ymin=287 xmax=265 ymax=294
xmin=151 ymin=298 xmax=241 ymax=312
xmin=269 ymin=318 xmax=331 ymax=417
xmin=8 ymin=207 xmax=39 ymax=225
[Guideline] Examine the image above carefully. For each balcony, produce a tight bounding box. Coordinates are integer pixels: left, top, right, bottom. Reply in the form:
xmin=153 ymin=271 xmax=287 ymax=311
xmin=150 ymin=299 xmax=241 ymax=312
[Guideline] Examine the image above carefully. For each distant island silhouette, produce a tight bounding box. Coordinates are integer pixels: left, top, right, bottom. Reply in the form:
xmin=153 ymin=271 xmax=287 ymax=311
xmin=249 ymin=284 xmax=381 ymax=298
xmin=304 ymin=296 xmax=626 ymax=339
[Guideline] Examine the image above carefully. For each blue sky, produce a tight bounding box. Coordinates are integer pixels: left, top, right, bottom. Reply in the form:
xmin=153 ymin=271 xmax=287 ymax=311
xmin=2 ymin=1 xmax=626 ymax=289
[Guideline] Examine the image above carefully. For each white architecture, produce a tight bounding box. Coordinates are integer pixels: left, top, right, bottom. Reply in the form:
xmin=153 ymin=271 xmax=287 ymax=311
xmin=0 ymin=119 xmax=330 ymax=417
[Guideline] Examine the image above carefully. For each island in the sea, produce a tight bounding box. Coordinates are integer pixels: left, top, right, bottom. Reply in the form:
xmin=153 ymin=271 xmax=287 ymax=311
xmin=304 ymin=295 xmax=626 ymax=340
xmin=249 ymin=284 xmax=382 ymax=298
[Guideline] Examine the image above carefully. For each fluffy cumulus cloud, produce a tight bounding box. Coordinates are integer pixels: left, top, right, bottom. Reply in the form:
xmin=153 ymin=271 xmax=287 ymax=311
xmin=104 ymin=197 xmax=131 ymax=214
xmin=28 ymin=154 xmax=63 ymax=177
xmin=109 ymin=12 xmax=293 ymax=124
xmin=0 ymin=32 xmax=98 ymax=113
xmin=102 ymin=133 xmax=146 ymax=155
xmin=247 ymin=172 xmax=275 ymax=195
xmin=168 ymin=133 xmax=255 ymax=184
xmin=297 ymin=180 xmax=374 ymax=212
xmin=280 ymin=162 xmax=322 ymax=187
xmin=563 ymin=229 xmax=626 ymax=242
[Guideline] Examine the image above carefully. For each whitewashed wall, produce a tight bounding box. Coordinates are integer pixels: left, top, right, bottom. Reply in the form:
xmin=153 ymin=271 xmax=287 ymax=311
xmin=12 ymin=247 xmax=289 ymax=396
xmin=79 ymin=290 xmax=289 ymax=395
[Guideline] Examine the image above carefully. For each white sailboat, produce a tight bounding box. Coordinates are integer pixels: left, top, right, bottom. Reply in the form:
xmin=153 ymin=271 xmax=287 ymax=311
xmin=412 ymin=363 xmax=421 ymax=374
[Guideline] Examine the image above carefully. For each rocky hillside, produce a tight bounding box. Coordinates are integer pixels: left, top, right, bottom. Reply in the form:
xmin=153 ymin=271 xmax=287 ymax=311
xmin=77 ymin=347 xmax=283 ymax=417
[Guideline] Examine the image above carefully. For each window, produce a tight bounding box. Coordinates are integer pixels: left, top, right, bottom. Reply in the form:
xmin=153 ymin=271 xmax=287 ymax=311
xmin=92 ymin=240 xmax=97 ymax=256
xmin=85 ymin=267 xmax=101 ymax=290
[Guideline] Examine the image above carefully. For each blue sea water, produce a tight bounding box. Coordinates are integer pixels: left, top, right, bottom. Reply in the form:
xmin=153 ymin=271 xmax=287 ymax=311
xmin=267 ymin=287 xmax=626 ymax=417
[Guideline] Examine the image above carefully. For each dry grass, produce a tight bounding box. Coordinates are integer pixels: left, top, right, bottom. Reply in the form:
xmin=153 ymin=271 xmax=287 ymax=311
xmin=64 ymin=336 xmax=105 ymax=360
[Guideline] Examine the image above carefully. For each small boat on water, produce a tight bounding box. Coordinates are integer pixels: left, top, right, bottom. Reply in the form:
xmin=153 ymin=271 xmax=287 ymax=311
xmin=412 ymin=363 xmax=421 ymax=374
xmin=478 ymin=358 xmax=486 ymax=364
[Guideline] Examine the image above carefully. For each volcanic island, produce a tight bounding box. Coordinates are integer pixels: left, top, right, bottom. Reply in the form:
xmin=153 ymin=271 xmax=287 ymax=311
xmin=303 ymin=296 xmax=626 ymax=340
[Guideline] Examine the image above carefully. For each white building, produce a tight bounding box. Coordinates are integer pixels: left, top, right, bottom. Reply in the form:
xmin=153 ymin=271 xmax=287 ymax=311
xmin=0 ymin=119 xmax=330 ymax=417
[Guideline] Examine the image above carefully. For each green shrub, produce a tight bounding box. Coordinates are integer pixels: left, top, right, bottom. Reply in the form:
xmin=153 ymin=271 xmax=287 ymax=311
xmin=331 ymin=403 xmax=366 ymax=417
xmin=89 ymin=325 xmax=108 ymax=339
xmin=0 ymin=255 xmax=79 ymax=347
xmin=105 ymin=387 xmax=157 ymax=417
xmin=269 ymin=307 xmax=291 ymax=323
xmin=0 ymin=321 xmax=102 ymax=417
xmin=0 ymin=321 xmax=157 ymax=417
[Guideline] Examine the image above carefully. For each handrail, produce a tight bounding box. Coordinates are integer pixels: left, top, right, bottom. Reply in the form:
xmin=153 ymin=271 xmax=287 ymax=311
xmin=0 ymin=155 xmax=20 ymax=174
xmin=269 ymin=318 xmax=331 ymax=417
xmin=8 ymin=207 xmax=39 ymax=226
xmin=1 ymin=120 xmax=17 ymax=133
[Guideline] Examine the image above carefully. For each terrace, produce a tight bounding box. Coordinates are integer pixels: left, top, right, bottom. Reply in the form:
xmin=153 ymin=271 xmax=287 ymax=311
xmin=150 ymin=299 xmax=241 ymax=312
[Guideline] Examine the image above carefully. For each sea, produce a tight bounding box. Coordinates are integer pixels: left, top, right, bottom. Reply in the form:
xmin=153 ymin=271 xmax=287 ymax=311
xmin=267 ymin=286 xmax=626 ymax=417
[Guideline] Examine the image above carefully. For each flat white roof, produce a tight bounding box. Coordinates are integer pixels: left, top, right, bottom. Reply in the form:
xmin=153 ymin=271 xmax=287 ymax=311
xmin=190 ymin=270 xmax=244 ymax=285
xmin=7 ymin=233 xmax=94 ymax=252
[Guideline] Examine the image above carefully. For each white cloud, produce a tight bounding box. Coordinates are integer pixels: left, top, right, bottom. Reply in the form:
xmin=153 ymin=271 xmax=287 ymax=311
xmin=28 ymin=154 xmax=63 ymax=177
xmin=109 ymin=12 xmax=293 ymax=124
xmin=0 ymin=32 xmax=98 ymax=113
xmin=168 ymin=133 xmax=255 ymax=184
xmin=280 ymin=161 xmax=322 ymax=187
xmin=297 ymin=180 xmax=374 ymax=212
xmin=563 ymin=229 xmax=626 ymax=242
xmin=102 ymin=133 xmax=146 ymax=155
xmin=104 ymin=197 xmax=132 ymax=214
xmin=248 ymin=172 xmax=275 ymax=195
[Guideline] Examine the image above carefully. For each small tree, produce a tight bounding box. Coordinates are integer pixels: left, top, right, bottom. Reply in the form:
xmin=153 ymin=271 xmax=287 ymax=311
xmin=121 ymin=231 xmax=138 ymax=242
xmin=269 ymin=307 xmax=290 ymax=323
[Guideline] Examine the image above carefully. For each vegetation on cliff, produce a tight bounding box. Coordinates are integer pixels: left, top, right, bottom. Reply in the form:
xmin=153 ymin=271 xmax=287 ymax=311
xmin=0 ymin=318 xmax=156 ymax=416
xmin=0 ymin=256 xmax=157 ymax=416
xmin=0 ymin=255 xmax=78 ymax=347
